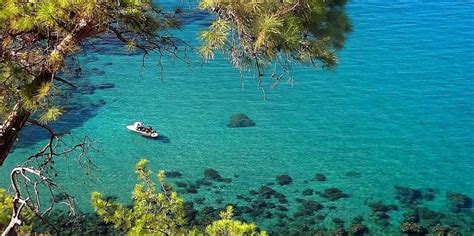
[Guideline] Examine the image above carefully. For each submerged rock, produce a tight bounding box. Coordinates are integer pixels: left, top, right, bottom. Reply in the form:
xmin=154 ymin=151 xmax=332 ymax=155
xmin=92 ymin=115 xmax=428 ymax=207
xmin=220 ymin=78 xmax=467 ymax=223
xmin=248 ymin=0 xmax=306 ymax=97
xmin=319 ymin=188 xmax=348 ymax=201
xmin=194 ymin=197 xmax=205 ymax=204
xmin=175 ymin=181 xmax=188 ymax=188
xmin=203 ymin=168 xmax=232 ymax=183
xmin=394 ymin=186 xmax=423 ymax=206
xmin=165 ymin=170 xmax=182 ymax=178
xmin=400 ymin=222 xmax=424 ymax=234
xmin=276 ymin=205 xmax=289 ymax=212
xmin=368 ymin=201 xmax=398 ymax=213
xmin=302 ymin=189 xmax=314 ymax=196
xmin=185 ymin=186 xmax=198 ymax=194
xmin=332 ymin=226 xmax=347 ymax=236
xmin=403 ymin=210 xmax=420 ymax=223
xmin=368 ymin=201 xmax=397 ymax=227
xmin=95 ymin=83 xmax=115 ymax=90
xmin=314 ymin=173 xmax=326 ymax=182
xmin=430 ymin=224 xmax=448 ymax=236
xmin=345 ymin=171 xmax=361 ymax=178
xmin=259 ymin=186 xmax=277 ymax=198
xmin=350 ymin=223 xmax=367 ymax=235
xmin=446 ymin=192 xmax=472 ymax=213
xmin=276 ymin=175 xmax=293 ymax=185
xmin=249 ymin=190 xmax=259 ymax=196
xmin=414 ymin=206 xmax=444 ymax=223
xmin=294 ymin=199 xmax=323 ymax=217
xmin=423 ymin=188 xmax=436 ymax=201
xmin=275 ymin=192 xmax=288 ymax=204
xmin=240 ymin=206 xmax=253 ymax=214
xmin=227 ymin=113 xmax=256 ymax=128
xmin=90 ymin=68 xmax=106 ymax=76
xmin=202 ymin=206 xmax=216 ymax=215
xmin=195 ymin=178 xmax=212 ymax=187
xmin=350 ymin=217 xmax=367 ymax=235
xmin=204 ymin=168 xmax=221 ymax=180
xmin=332 ymin=217 xmax=345 ymax=226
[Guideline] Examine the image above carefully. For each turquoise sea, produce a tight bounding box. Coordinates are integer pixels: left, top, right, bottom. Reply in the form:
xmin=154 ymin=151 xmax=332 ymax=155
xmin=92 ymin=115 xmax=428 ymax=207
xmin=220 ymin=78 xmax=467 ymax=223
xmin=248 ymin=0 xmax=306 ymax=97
xmin=1 ymin=1 xmax=473 ymax=235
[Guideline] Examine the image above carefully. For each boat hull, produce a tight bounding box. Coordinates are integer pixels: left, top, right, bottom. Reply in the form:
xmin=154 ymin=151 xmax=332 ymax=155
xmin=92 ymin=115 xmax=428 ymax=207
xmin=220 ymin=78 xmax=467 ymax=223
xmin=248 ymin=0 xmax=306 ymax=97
xmin=126 ymin=125 xmax=159 ymax=138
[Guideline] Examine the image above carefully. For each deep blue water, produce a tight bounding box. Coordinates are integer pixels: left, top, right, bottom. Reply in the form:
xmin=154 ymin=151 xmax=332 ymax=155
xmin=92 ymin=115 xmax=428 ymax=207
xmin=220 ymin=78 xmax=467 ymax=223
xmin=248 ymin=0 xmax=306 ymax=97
xmin=1 ymin=1 xmax=473 ymax=234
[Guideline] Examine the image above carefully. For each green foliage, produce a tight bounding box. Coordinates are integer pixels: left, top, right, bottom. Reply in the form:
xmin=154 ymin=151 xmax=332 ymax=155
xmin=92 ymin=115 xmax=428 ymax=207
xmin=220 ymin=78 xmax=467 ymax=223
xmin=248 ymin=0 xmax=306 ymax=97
xmin=0 ymin=0 xmax=182 ymax=121
xmin=206 ymin=206 xmax=267 ymax=236
xmin=91 ymin=159 xmax=186 ymax=235
xmin=0 ymin=189 xmax=12 ymax=230
xmin=0 ymin=188 xmax=33 ymax=233
xmin=1 ymin=0 xmax=351 ymax=124
xmin=199 ymin=19 xmax=230 ymax=61
xmin=92 ymin=160 xmax=266 ymax=235
xmin=38 ymin=107 xmax=62 ymax=124
xmin=199 ymin=0 xmax=352 ymax=72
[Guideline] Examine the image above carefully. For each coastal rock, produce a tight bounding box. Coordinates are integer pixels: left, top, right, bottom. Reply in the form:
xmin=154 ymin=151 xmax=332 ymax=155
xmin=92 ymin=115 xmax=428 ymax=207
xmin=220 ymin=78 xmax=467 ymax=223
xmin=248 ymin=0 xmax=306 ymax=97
xmin=227 ymin=113 xmax=255 ymax=128
xmin=276 ymin=175 xmax=293 ymax=185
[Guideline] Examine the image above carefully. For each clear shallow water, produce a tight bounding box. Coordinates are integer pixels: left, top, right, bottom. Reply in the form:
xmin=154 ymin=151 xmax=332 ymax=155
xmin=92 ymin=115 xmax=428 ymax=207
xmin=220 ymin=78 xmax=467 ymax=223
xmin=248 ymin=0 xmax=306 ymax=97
xmin=2 ymin=1 xmax=474 ymax=234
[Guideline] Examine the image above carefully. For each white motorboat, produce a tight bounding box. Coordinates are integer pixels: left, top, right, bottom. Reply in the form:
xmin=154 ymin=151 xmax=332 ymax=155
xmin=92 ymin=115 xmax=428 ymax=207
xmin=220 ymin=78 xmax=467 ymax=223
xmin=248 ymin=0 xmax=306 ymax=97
xmin=126 ymin=122 xmax=159 ymax=138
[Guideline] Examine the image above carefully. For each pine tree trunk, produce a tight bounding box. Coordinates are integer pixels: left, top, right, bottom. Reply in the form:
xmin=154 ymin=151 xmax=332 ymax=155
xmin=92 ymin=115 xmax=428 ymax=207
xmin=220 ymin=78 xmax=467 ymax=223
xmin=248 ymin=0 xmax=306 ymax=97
xmin=0 ymin=102 xmax=30 ymax=166
xmin=0 ymin=19 xmax=99 ymax=166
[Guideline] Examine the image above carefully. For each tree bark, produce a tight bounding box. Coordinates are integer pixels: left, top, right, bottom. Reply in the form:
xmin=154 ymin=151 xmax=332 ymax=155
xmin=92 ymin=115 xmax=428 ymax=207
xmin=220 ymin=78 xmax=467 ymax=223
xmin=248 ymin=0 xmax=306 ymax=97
xmin=0 ymin=19 xmax=101 ymax=166
xmin=0 ymin=102 xmax=30 ymax=166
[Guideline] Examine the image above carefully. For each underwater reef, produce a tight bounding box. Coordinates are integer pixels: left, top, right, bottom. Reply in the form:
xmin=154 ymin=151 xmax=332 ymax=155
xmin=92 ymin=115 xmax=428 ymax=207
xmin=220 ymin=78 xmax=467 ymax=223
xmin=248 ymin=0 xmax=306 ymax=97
xmin=26 ymin=167 xmax=474 ymax=235
xmin=166 ymin=169 xmax=474 ymax=235
xmin=227 ymin=113 xmax=256 ymax=128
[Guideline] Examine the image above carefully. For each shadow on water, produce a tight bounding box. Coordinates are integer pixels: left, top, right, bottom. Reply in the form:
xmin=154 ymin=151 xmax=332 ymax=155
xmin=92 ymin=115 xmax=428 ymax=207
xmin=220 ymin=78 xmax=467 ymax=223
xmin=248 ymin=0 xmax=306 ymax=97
xmin=155 ymin=135 xmax=171 ymax=144
xmin=9 ymin=7 xmax=208 ymax=150
xmin=13 ymin=58 xmax=113 ymax=150
xmin=15 ymin=99 xmax=107 ymax=149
